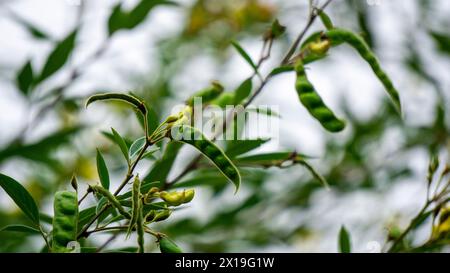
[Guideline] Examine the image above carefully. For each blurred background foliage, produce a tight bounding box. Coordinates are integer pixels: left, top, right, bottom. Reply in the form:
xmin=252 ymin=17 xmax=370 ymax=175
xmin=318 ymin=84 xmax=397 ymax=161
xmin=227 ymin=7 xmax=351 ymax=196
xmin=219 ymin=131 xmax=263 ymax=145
xmin=0 ymin=0 xmax=449 ymax=252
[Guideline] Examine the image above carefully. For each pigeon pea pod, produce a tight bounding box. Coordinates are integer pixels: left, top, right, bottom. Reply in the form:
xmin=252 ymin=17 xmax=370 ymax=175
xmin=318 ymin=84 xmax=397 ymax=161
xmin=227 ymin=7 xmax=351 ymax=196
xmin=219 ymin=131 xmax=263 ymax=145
xmin=325 ymin=28 xmax=402 ymax=113
xmin=159 ymin=236 xmax=183 ymax=253
xmin=169 ymin=125 xmax=241 ymax=192
xmin=91 ymin=185 xmax=131 ymax=219
xmin=52 ymin=191 xmax=78 ymax=253
xmin=294 ymin=61 xmax=346 ymax=133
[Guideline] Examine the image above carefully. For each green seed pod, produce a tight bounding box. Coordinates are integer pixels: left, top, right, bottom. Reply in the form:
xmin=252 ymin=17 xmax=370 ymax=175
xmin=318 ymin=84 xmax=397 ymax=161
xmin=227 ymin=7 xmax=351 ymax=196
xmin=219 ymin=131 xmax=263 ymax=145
xmin=182 ymin=189 xmax=195 ymax=203
xmin=186 ymin=81 xmax=224 ymax=106
xmin=325 ymin=28 xmax=402 ymax=113
xmin=153 ymin=209 xmax=172 ymax=222
xmin=294 ymin=61 xmax=346 ymax=133
xmin=126 ymin=175 xmax=141 ymax=238
xmin=160 ymin=191 xmax=184 ymax=207
xmin=52 ymin=191 xmax=78 ymax=253
xmin=172 ymin=125 xmax=241 ymax=193
xmin=91 ymin=185 xmax=131 ymax=219
xmin=309 ymin=40 xmax=331 ymax=55
xmin=136 ymin=205 xmax=145 ymax=253
xmin=159 ymin=236 xmax=183 ymax=253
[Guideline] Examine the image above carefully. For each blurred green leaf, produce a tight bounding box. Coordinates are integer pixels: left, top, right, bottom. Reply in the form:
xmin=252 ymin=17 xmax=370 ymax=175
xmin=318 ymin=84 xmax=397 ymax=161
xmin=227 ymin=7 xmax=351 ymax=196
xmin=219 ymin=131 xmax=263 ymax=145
xmin=246 ymin=106 xmax=281 ymax=118
xmin=231 ymin=41 xmax=258 ymax=72
xmin=36 ymin=29 xmax=77 ymax=84
xmin=226 ymin=139 xmax=270 ymax=158
xmin=0 ymin=174 xmax=40 ymax=225
xmin=339 ymin=226 xmax=351 ymax=253
xmin=269 ymin=66 xmax=294 ymax=77
xmin=429 ymin=31 xmax=450 ymax=55
xmin=234 ymin=78 xmax=253 ymax=104
xmin=96 ymin=149 xmax=110 ymax=190
xmin=144 ymin=142 xmax=182 ymax=184
xmin=16 ymin=60 xmax=34 ymax=96
xmin=0 ymin=224 xmax=40 ymax=234
xmin=108 ymin=0 xmax=177 ymax=36
xmin=10 ymin=12 xmax=51 ymax=40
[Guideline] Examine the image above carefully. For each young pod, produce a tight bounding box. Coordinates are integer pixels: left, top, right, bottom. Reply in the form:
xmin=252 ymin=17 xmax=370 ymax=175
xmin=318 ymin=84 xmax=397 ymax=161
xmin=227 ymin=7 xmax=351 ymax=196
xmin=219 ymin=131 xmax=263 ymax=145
xmin=294 ymin=61 xmax=346 ymax=133
xmin=325 ymin=28 xmax=402 ymax=113
xmin=52 ymin=191 xmax=78 ymax=253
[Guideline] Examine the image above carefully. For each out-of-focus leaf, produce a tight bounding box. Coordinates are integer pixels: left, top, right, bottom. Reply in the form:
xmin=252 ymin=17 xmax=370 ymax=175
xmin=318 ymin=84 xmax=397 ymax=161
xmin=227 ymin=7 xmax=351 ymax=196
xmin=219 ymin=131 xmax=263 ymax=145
xmin=10 ymin=12 xmax=51 ymax=40
xmin=16 ymin=60 xmax=34 ymax=95
xmin=96 ymin=149 xmax=110 ymax=190
xmin=234 ymin=78 xmax=252 ymax=105
xmin=172 ymin=173 xmax=227 ymax=189
xmin=108 ymin=0 xmax=177 ymax=36
xmin=144 ymin=142 xmax=182 ymax=184
xmin=0 ymin=174 xmax=40 ymax=225
xmin=129 ymin=137 xmax=147 ymax=158
xmin=0 ymin=224 xmax=40 ymax=234
xmin=77 ymin=206 xmax=96 ymax=233
xmin=246 ymin=106 xmax=281 ymax=117
xmin=226 ymin=139 xmax=270 ymax=158
xmin=231 ymin=41 xmax=258 ymax=72
xmin=36 ymin=29 xmax=77 ymax=84
xmin=111 ymin=128 xmax=130 ymax=164
xmin=269 ymin=66 xmax=294 ymax=77
xmin=429 ymin=31 xmax=450 ymax=55
xmin=339 ymin=226 xmax=351 ymax=253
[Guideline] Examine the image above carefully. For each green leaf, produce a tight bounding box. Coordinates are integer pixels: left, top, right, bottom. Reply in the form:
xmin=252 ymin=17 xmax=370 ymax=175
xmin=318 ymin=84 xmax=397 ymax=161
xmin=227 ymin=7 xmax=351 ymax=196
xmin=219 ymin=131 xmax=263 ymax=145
xmin=0 ymin=174 xmax=40 ymax=224
xmin=117 ymin=181 xmax=160 ymax=200
xmin=226 ymin=139 xmax=270 ymax=158
xmin=172 ymin=173 xmax=227 ymax=189
xmin=339 ymin=226 xmax=351 ymax=253
xmin=144 ymin=142 xmax=182 ymax=184
xmin=246 ymin=106 xmax=281 ymax=118
xmin=96 ymin=149 xmax=110 ymax=190
xmin=36 ymin=29 xmax=77 ymax=84
xmin=234 ymin=78 xmax=252 ymax=104
xmin=269 ymin=66 xmax=294 ymax=77
xmin=111 ymin=128 xmax=130 ymax=164
xmin=16 ymin=60 xmax=34 ymax=95
xmin=10 ymin=12 xmax=51 ymax=40
xmin=108 ymin=0 xmax=177 ymax=36
xmin=231 ymin=41 xmax=258 ymax=72
xmin=77 ymin=206 xmax=96 ymax=233
xmin=0 ymin=224 xmax=40 ymax=234
xmin=86 ymin=92 xmax=147 ymax=115
xmin=129 ymin=137 xmax=147 ymax=158
xmin=429 ymin=31 xmax=450 ymax=55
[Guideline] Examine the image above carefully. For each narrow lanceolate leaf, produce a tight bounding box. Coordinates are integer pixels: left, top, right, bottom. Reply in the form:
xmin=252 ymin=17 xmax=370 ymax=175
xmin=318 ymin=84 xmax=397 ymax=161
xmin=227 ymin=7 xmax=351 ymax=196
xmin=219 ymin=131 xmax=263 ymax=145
xmin=0 ymin=224 xmax=41 ymax=234
xmin=234 ymin=78 xmax=253 ymax=105
xmin=231 ymin=41 xmax=258 ymax=72
xmin=111 ymin=128 xmax=130 ymax=164
xmin=16 ymin=60 xmax=34 ymax=95
xmin=96 ymin=149 xmax=110 ymax=190
xmin=170 ymin=126 xmax=241 ymax=193
xmin=339 ymin=226 xmax=351 ymax=253
xmin=0 ymin=174 xmax=40 ymax=225
xmin=319 ymin=10 xmax=334 ymax=30
xmin=269 ymin=66 xmax=294 ymax=77
xmin=36 ymin=29 xmax=77 ymax=84
xmin=85 ymin=93 xmax=147 ymax=115
xmin=129 ymin=137 xmax=147 ymax=158
xmin=159 ymin=236 xmax=183 ymax=253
